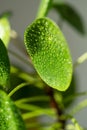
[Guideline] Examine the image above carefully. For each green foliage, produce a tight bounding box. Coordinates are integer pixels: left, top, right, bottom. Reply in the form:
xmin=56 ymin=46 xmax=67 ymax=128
xmin=0 ymin=90 xmax=26 ymax=130
xmin=24 ymin=17 xmax=72 ymax=91
xmin=0 ymin=39 xmax=10 ymax=88
xmin=0 ymin=0 xmax=87 ymax=130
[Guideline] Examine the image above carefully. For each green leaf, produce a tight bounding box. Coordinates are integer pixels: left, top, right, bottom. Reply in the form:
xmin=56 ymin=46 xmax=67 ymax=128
xmin=0 ymin=39 xmax=10 ymax=88
xmin=0 ymin=16 xmax=11 ymax=47
xmin=24 ymin=17 xmax=72 ymax=91
xmin=53 ymin=3 xmax=85 ymax=34
xmin=0 ymin=90 xmax=26 ymax=130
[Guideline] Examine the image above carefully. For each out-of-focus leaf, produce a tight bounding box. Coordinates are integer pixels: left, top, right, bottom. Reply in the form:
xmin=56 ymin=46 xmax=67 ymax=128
xmin=0 ymin=15 xmax=11 ymax=47
xmin=0 ymin=39 xmax=10 ymax=88
xmin=53 ymin=3 xmax=85 ymax=34
xmin=0 ymin=11 xmax=12 ymax=19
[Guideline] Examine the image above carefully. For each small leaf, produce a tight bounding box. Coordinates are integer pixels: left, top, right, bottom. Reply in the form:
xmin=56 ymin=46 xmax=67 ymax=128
xmin=53 ymin=3 xmax=85 ymax=34
xmin=0 ymin=16 xmax=11 ymax=47
xmin=0 ymin=90 xmax=26 ymax=130
xmin=0 ymin=39 xmax=10 ymax=88
xmin=24 ymin=17 xmax=72 ymax=91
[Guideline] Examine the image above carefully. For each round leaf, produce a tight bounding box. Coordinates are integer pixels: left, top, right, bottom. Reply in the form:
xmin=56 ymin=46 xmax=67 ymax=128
xmin=0 ymin=90 xmax=26 ymax=130
xmin=24 ymin=17 xmax=72 ymax=91
xmin=0 ymin=39 xmax=10 ymax=88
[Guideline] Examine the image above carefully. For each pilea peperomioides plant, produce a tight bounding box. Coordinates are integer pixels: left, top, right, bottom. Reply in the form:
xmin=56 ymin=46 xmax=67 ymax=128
xmin=0 ymin=0 xmax=86 ymax=130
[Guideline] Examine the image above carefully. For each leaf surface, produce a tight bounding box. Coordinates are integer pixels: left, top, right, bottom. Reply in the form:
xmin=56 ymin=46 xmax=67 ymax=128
xmin=24 ymin=17 xmax=72 ymax=91
xmin=0 ymin=90 xmax=26 ymax=130
xmin=0 ymin=39 xmax=10 ymax=88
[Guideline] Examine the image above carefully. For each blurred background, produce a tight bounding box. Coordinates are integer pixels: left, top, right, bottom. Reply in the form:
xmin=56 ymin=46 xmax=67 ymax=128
xmin=0 ymin=0 xmax=87 ymax=128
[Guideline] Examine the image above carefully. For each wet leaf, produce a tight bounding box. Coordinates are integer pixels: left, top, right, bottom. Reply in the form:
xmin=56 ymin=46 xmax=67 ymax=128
xmin=24 ymin=17 xmax=72 ymax=91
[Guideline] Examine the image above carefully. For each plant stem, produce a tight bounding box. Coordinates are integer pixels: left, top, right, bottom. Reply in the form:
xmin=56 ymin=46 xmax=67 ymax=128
xmin=64 ymin=91 xmax=87 ymax=104
xmin=11 ymin=66 xmax=43 ymax=85
xmin=37 ymin=0 xmax=53 ymax=18
xmin=22 ymin=108 xmax=55 ymax=120
xmin=8 ymin=82 xmax=30 ymax=97
xmin=70 ymin=99 xmax=87 ymax=116
xmin=45 ymin=86 xmax=66 ymax=129
xmin=15 ymin=96 xmax=49 ymax=104
xmin=16 ymin=103 xmax=42 ymax=111
xmin=8 ymin=49 xmax=33 ymax=68
xmin=66 ymin=115 xmax=82 ymax=130
xmin=74 ymin=52 xmax=87 ymax=68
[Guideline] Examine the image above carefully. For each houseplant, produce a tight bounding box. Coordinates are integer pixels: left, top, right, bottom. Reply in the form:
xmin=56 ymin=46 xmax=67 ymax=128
xmin=0 ymin=0 xmax=87 ymax=129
